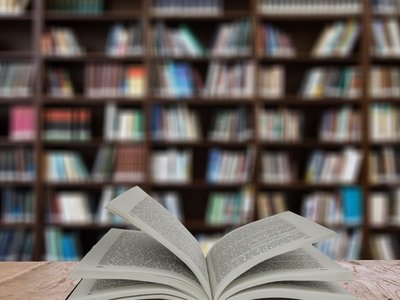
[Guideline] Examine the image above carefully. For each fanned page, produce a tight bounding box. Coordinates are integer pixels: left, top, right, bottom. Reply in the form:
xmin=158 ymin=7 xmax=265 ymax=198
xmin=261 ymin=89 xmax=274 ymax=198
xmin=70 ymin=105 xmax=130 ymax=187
xmin=206 ymin=211 xmax=336 ymax=299
xmin=68 ymin=279 xmax=189 ymax=300
xmin=219 ymin=245 xmax=352 ymax=300
xmin=70 ymin=228 xmax=203 ymax=300
xmin=106 ymin=187 xmax=212 ymax=299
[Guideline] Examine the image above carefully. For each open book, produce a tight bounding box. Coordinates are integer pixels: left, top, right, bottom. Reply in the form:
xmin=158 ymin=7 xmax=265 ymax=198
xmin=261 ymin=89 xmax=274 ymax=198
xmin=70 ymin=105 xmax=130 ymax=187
xmin=68 ymin=186 xmax=355 ymax=300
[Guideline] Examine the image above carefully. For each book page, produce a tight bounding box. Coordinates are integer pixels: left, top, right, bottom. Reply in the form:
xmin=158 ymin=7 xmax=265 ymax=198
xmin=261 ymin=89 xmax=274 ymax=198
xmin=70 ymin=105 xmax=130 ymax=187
xmin=206 ymin=211 xmax=336 ymax=299
xmin=219 ymin=245 xmax=352 ymax=300
xmin=227 ymin=281 xmax=354 ymax=300
xmin=68 ymin=278 xmax=190 ymax=300
xmin=106 ymin=187 xmax=211 ymax=299
xmin=70 ymin=228 xmax=204 ymax=300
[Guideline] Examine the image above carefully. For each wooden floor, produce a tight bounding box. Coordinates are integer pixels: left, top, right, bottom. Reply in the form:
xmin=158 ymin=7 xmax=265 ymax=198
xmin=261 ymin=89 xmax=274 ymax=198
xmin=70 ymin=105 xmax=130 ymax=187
xmin=0 ymin=261 xmax=399 ymax=299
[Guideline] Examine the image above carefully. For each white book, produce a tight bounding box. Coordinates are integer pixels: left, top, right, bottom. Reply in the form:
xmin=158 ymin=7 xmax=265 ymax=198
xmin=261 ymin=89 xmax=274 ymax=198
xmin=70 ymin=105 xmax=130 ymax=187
xmin=341 ymin=148 xmax=362 ymax=183
xmin=369 ymin=193 xmax=388 ymax=225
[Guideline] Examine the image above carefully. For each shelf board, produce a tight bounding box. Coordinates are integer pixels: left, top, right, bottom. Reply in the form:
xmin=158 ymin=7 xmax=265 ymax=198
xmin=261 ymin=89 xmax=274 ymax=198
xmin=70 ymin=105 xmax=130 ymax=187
xmin=44 ymin=140 xmax=145 ymax=147
xmin=153 ymin=97 xmax=254 ymax=105
xmin=257 ymin=13 xmax=362 ymax=21
xmin=151 ymin=140 xmax=252 ymax=147
xmin=259 ymin=55 xmax=359 ymax=64
xmin=0 ymin=222 xmax=34 ymax=229
xmin=150 ymin=11 xmax=251 ymax=20
xmin=370 ymin=98 xmax=400 ymax=103
xmin=0 ymin=139 xmax=35 ymax=146
xmin=259 ymin=140 xmax=362 ymax=148
xmin=0 ymin=51 xmax=33 ymax=60
xmin=261 ymin=97 xmax=362 ymax=105
xmin=151 ymin=181 xmax=253 ymax=189
xmin=43 ymin=96 xmax=146 ymax=105
xmin=45 ymin=12 xmax=143 ymax=21
xmin=45 ymin=222 xmax=134 ymax=230
xmin=43 ymin=181 xmax=147 ymax=188
xmin=151 ymin=55 xmax=252 ymax=61
xmin=0 ymin=97 xmax=33 ymax=104
xmin=369 ymin=225 xmax=400 ymax=231
xmin=0 ymin=13 xmax=32 ymax=21
xmin=43 ymin=54 xmax=144 ymax=62
xmin=260 ymin=182 xmax=362 ymax=189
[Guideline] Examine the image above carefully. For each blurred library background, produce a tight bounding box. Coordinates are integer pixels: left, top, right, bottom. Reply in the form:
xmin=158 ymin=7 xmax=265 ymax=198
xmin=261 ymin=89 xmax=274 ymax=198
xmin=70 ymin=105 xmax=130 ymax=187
xmin=0 ymin=0 xmax=399 ymax=262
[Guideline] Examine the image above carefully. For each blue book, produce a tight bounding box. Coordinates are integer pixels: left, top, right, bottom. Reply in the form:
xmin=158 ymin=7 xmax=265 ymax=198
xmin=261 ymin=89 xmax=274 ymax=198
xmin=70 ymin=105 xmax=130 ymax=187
xmin=341 ymin=186 xmax=363 ymax=225
xmin=62 ymin=234 xmax=74 ymax=261
xmin=151 ymin=105 xmax=162 ymax=140
xmin=207 ymin=149 xmax=220 ymax=183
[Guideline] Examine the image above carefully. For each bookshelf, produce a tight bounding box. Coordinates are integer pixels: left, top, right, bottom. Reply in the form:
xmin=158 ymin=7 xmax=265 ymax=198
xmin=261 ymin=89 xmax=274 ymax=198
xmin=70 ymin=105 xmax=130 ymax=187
xmin=0 ymin=0 xmax=399 ymax=261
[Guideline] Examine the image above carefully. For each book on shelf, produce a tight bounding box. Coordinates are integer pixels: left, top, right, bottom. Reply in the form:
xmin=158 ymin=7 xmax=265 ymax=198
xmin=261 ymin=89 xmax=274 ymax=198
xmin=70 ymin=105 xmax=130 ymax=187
xmin=0 ymin=229 xmax=33 ymax=261
xmin=369 ymin=147 xmax=400 ymax=183
xmin=258 ymin=0 xmax=362 ymax=15
xmin=206 ymin=148 xmax=255 ymax=184
xmin=91 ymin=145 xmax=146 ymax=182
xmin=257 ymin=192 xmax=287 ymax=219
xmin=152 ymin=62 xmax=203 ymax=98
xmin=106 ymin=22 xmax=143 ymax=57
xmin=305 ymin=148 xmax=363 ymax=184
xmin=9 ymin=105 xmax=35 ymax=141
xmin=261 ymin=151 xmax=294 ymax=183
xmin=370 ymin=66 xmax=400 ymax=98
xmin=48 ymin=0 xmax=104 ymax=14
xmin=152 ymin=22 xmax=205 ymax=57
xmin=205 ymin=186 xmax=254 ymax=226
xmin=42 ymin=27 xmax=84 ymax=57
xmin=319 ymin=107 xmax=361 ymax=142
xmin=259 ymin=23 xmax=296 ymax=57
xmin=103 ymin=104 xmax=144 ymax=141
xmin=85 ymin=64 xmax=146 ymax=98
xmin=152 ymin=191 xmax=184 ymax=222
xmin=68 ymin=186 xmax=354 ymax=300
xmin=96 ymin=186 xmax=130 ymax=225
xmin=47 ymin=191 xmax=92 ymax=224
xmin=114 ymin=145 xmax=146 ymax=182
xmin=311 ymin=21 xmax=360 ymax=57
xmin=372 ymin=0 xmax=400 ymax=14
xmin=203 ymin=61 xmax=255 ymax=98
xmin=0 ymin=0 xmax=29 ymax=15
xmin=208 ymin=108 xmax=252 ymax=142
xmin=211 ymin=19 xmax=252 ymax=56
xmin=259 ymin=65 xmax=285 ymax=98
xmin=152 ymin=0 xmax=224 ymax=16
xmin=258 ymin=108 xmax=302 ymax=141
xmin=45 ymin=151 xmax=89 ymax=182
xmin=370 ymin=234 xmax=399 ymax=259
xmin=0 ymin=147 xmax=35 ymax=182
xmin=300 ymin=67 xmax=361 ymax=99
xmin=316 ymin=230 xmax=362 ymax=260
xmin=47 ymin=67 xmax=75 ymax=98
xmin=1 ymin=189 xmax=34 ymax=223
xmin=151 ymin=149 xmax=192 ymax=183
xmin=45 ymin=227 xmax=81 ymax=261
xmin=369 ymin=191 xmax=400 ymax=225
xmin=301 ymin=187 xmax=363 ymax=226
xmin=152 ymin=104 xmax=201 ymax=141
xmin=372 ymin=18 xmax=400 ymax=57
xmin=370 ymin=104 xmax=400 ymax=141
xmin=44 ymin=108 xmax=91 ymax=141
xmin=0 ymin=63 xmax=34 ymax=98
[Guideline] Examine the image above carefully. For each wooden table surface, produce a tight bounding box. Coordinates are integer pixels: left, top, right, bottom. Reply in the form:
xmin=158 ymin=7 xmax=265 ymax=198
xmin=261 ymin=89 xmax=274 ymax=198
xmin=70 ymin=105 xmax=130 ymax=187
xmin=0 ymin=261 xmax=399 ymax=299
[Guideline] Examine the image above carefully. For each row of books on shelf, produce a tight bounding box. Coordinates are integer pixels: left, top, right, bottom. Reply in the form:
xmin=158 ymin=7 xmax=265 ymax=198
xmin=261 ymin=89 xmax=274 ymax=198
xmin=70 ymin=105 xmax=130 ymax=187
xmin=258 ymin=0 xmax=362 ymax=15
xmin=370 ymin=104 xmax=400 ymax=141
xmin=373 ymin=0 xmax=400 ymax=14
xmin=0 ymin=230 xmax=33 ymax=261
xmin=370 ymin=66 xmax=400 ymax=97
xmin=369 ymin=147 xmax=400 ymax=183
xmin=372 ymin=19 xmax=400 ymax=57
xmin=205 ymin=187 xmax=253 ymax=226
xmin=37 ymin=20 xmax=363 ymax=60
xmin=0 ymin=148 xmax=35 ymax=182
xmin=370 ymin=191 xmax=400 ymax=225
xmin=153 ymin=0 xmax=223 ymax=16
xmin=44 ymin=108 xmax=91 ymax=141
xmin=0 ymin=63 xmax=34 ymax=98
xmin=48 ymin=0 xmax=104 ymax=14
xmin=1 ymin=189 xmax=34 ymax=223
xmin=45 ymin=228 xmax=81 ymax=261
xmin=0 ymin=0 xmax=29 ymax=15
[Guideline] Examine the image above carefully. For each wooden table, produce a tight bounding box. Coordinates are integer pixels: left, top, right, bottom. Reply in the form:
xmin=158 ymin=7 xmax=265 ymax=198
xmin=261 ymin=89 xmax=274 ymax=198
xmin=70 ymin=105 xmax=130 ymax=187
xmin=0 ymin=261 xmax=399 ymax=299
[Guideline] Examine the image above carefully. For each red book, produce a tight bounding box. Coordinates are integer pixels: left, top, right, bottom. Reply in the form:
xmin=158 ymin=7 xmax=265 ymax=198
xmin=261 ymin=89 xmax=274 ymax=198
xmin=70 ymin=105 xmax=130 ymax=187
xmin=9 ymin=106 xmax=35 ymax=141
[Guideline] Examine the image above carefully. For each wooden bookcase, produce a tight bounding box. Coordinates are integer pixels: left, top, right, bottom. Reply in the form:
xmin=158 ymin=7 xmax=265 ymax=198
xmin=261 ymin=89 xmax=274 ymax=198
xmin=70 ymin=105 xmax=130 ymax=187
xmin=0 ymin=0 xmax=396 ymax=260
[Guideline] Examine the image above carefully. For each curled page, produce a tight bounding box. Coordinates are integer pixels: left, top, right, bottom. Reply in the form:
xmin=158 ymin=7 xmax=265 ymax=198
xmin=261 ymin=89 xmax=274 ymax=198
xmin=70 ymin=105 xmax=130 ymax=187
xmin=106 ymin=187 xmax=212 ymax=300
xmin=206 ymin=211 xmax=336 ymax=299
